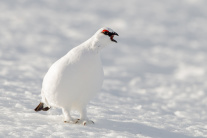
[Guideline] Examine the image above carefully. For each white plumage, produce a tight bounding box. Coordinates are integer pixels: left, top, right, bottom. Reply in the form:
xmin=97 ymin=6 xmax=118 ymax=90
xmin=34 ymin=27 xmax=118 ymax=125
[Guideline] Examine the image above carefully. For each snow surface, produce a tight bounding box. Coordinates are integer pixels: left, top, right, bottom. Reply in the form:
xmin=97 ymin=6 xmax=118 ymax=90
xmin=0 ymin=0 xmax=207 ymax=137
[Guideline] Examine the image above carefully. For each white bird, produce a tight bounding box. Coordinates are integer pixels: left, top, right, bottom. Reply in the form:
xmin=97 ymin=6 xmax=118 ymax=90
xmin=34 ymin=27 xmax=118 ymax=125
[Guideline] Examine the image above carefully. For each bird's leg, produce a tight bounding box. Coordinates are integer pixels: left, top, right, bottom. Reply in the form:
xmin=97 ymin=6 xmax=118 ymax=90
xmin=62 ymin=108 xmax=74 ymax=123
xmin=75 ymin=107 xmax=94 ymax=125
xmin=80 ymin=107 xmax=88 ymax=120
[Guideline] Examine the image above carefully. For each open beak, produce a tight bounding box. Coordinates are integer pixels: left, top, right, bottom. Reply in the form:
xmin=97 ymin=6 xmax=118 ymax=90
xmin=110 ymin=32 xmax=119 ymax=43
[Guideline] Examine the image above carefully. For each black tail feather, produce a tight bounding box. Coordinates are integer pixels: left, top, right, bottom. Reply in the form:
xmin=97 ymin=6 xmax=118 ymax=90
xmin=34 ymin=102 xmax=50 ymax=112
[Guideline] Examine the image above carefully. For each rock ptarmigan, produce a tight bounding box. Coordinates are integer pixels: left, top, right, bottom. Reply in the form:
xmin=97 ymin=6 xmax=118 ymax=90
xmin=34 ymin=27 xmax=118 ymax=125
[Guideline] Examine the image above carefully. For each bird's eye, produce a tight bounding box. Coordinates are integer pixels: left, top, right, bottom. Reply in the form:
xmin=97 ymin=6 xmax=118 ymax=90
xmin=104 ymin=31 xmax=108 ymax=35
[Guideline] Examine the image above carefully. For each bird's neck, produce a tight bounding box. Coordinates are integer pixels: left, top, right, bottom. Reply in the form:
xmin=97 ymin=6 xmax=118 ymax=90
xmin=88 ymin=37 xmax=109 ymax=52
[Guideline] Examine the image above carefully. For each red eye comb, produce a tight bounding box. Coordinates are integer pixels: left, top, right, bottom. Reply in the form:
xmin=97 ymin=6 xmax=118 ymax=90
xmin=102 ymin=30 xmax=109 ymax=33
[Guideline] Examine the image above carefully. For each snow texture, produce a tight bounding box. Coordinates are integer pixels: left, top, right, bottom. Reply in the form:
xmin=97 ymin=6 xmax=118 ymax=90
xmin=0 ymin=0 xmax=207 ymax=137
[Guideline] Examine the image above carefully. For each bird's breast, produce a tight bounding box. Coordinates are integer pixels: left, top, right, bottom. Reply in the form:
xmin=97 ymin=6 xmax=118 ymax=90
xmin=60 ymin=52 xmax=104 ymax=91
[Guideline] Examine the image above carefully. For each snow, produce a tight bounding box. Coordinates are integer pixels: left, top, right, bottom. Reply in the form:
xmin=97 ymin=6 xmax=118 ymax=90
xmin=0 ymin=0 xmax=207 ymax=137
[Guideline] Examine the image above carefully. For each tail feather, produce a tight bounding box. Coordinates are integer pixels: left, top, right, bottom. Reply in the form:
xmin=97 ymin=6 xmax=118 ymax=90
xmin=34 ymin=102 xmax=50 ymax=112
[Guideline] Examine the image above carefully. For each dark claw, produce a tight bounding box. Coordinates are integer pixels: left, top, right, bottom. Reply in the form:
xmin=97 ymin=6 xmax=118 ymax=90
xmin=75 ymin=119 xmax=80 ymax=124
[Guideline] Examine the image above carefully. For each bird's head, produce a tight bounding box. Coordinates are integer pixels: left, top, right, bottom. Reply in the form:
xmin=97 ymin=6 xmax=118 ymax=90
xmin=100 ymin=27 xmax=119 ymax=43
xmin=91 ymin=27 xmax=119 ymax=49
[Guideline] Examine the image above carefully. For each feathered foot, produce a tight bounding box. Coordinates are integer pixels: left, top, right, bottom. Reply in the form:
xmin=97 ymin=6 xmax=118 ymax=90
xmin=74 ymin=119 xmax=94 ymax=126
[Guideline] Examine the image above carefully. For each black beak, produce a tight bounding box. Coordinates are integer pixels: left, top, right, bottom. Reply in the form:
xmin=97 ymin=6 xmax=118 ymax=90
xmin=109 ymin=32 xmax=118 ymax=43
xmin=113 ymin=32 xmax=119 ymax=36
xmin=108 ymin=32 xmax=119 ymax=36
